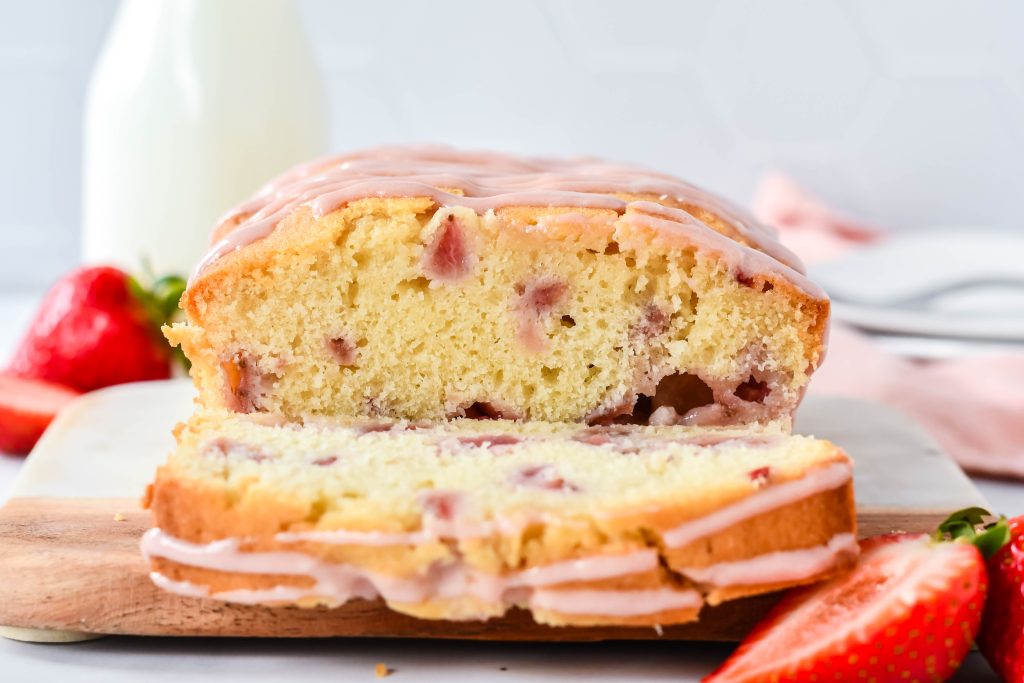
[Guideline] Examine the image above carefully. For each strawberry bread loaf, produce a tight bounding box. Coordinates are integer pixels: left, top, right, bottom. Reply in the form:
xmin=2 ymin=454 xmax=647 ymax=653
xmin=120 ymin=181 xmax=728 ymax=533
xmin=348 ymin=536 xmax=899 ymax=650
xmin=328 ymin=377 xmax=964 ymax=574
xmin=166 ymin=147 xmax=828 ymax=428
xmin=144 ymin=412 xmax=856 ymax=626
xmin=145 ymin=146 xmax=852 ymax=628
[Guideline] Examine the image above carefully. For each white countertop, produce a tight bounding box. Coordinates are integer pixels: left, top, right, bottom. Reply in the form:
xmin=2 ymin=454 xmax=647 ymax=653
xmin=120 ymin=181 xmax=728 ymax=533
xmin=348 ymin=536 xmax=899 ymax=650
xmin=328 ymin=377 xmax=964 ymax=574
xmin=0 ymin=290 xmax=1014 ymax=682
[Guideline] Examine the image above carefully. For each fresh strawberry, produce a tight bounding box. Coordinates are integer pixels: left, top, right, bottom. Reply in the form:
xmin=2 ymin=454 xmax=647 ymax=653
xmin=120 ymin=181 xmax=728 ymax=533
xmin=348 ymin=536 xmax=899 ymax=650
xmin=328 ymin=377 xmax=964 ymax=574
xmin=6 ymin=267 xmax=185 ymax=392
xmin=979 ymin=514 xmax=1024 ymax=683
xmin=705 ymin=509 xmax=1003 ymax=683
xmin=0 ymin=374 xmax=81 ymax=455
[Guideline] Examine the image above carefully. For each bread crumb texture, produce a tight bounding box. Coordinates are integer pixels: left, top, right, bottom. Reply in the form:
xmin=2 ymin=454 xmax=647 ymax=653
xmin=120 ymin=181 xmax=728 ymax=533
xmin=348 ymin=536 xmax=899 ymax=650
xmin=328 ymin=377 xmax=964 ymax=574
xmin=169 ymin=200 xmax=826 ymax=426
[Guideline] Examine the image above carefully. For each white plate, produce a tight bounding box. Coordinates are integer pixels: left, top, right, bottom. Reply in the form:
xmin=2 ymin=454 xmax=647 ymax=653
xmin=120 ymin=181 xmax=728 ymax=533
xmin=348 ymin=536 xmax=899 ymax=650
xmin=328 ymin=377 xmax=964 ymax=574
xmin=809 ymin=230 xmax=1024 ymax=341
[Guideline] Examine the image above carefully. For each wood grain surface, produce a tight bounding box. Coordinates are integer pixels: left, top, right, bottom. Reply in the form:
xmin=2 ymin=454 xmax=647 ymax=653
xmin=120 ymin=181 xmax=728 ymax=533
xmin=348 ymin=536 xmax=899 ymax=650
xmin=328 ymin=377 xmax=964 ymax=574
xmin=0 ymin=497 xmax=949 ymax=641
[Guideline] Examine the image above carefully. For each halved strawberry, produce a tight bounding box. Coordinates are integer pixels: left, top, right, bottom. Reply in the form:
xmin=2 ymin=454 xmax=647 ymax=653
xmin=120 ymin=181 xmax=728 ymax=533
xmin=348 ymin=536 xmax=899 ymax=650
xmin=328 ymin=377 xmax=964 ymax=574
xmin=704 ymin=528 xmax=989 ymax=682
xmin=979 ymin=514 xmax=1024 ymax=683
xmin=0 ymin=374 xmax=81 ymax=455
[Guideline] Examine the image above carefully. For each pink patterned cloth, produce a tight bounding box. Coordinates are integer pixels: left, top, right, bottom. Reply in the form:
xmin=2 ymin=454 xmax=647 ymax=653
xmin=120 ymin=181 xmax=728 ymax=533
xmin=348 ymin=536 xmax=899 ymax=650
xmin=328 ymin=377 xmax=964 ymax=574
xmin=753 ymin=173 xmax=1024 ymax=480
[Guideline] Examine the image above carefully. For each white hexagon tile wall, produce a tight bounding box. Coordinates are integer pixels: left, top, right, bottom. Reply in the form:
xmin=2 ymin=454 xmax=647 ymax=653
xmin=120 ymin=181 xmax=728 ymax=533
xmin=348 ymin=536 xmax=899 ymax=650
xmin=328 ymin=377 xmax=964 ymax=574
xmin=2 ymin=0 xmax=1023 ymax=289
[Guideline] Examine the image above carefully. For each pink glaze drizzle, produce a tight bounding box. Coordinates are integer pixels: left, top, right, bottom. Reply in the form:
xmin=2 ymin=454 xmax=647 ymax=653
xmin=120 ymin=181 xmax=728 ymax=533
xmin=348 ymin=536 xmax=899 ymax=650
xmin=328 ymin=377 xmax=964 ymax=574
xmin=529 ymin=587 xmax=702 ymax=617
xmin=149 ymin=572 xmax=214 ymax=599
xmin=659 ymin=462 xmax=852 ymax=549
xmin=189 ymin=146 xmax=815 ymax=296
xmin=150 ymin=570 xmax=702 ymax=618
xmin=677 ymin=532 xmax=858 ymax=586
xmin=142 ymin=528 xmax=658 ymax=609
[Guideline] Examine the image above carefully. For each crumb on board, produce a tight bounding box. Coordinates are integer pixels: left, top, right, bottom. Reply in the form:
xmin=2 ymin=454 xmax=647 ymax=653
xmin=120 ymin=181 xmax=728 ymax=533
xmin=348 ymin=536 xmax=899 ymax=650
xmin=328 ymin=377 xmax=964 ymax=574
xmin=375 ymin=663 xmax=391 ymax=678
xmin=113 ymin=512 xmax=126 ymax=522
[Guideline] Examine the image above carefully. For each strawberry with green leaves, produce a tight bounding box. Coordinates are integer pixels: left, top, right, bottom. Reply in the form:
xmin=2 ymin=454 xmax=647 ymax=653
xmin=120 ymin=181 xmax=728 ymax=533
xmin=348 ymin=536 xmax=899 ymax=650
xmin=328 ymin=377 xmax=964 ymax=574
xmin=1 ymin=266 xmax=186 ymax=455
xmin=705 ymin=508 xmax=1008 ymax=683
xmin=6 ymin=266 xmax=185 ymax=393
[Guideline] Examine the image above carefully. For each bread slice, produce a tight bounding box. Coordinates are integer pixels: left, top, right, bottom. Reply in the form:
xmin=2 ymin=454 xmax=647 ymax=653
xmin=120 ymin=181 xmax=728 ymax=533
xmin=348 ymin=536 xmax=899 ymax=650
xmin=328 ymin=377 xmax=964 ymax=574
xmin=143 ymin=412 xmax=856 ymax=626
xmin=167 ymin=147 xmax=828 ymax=427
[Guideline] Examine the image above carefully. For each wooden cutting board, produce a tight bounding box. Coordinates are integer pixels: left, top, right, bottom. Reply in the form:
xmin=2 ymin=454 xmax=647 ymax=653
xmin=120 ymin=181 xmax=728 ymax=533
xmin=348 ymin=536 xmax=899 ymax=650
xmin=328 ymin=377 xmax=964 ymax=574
xmin=0 ymin=381 xmax=988 ymax=642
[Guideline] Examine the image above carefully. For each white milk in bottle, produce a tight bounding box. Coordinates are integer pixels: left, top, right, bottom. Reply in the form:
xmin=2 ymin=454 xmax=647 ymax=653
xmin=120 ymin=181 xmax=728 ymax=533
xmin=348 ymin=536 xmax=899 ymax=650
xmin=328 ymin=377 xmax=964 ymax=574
xmin=83 ymin=0 xmax=329 ymax=276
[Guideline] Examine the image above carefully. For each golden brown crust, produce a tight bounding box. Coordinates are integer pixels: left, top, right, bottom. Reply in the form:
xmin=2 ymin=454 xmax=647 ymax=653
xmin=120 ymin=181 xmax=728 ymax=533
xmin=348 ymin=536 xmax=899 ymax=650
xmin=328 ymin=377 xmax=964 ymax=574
xmin=700 ymin=557 xmax=856 ymax=607
xmin=532 ymin=607 xmax=701 ymax=628
xmin=201 ymin=190 xmax=775 ymax=288
xmin=662 ymin=467 xmax=856 ymax=568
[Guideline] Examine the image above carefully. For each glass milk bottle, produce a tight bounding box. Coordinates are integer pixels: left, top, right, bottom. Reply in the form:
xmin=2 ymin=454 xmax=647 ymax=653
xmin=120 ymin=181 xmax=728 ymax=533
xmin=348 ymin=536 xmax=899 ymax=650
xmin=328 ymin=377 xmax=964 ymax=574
xmin=82 ymin=0 xmax=329 ymax=276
